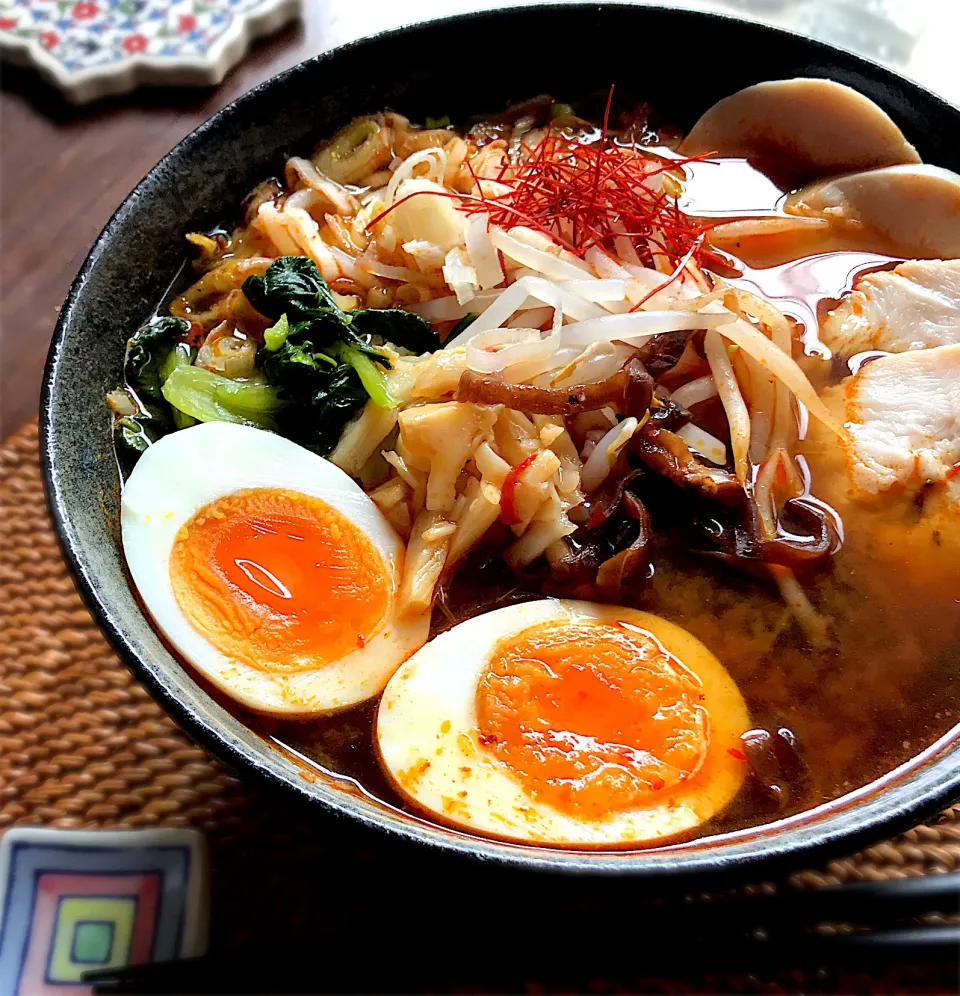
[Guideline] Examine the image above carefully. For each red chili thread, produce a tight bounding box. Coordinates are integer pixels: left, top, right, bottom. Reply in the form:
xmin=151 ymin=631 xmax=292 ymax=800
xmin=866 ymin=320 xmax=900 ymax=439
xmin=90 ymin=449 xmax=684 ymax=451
xmin=629 ymin=233 xmax=706 ymax=311
xmin=365 ymin=95 xmax=714 ymax=273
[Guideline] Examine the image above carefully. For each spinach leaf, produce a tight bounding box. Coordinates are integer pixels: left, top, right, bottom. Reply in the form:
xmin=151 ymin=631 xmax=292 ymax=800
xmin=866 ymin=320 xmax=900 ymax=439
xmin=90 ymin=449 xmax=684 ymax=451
xmin=244 ymin=257 xmax=437 ymax=357
xmin=312 ymin=365 xmax=369 ymax=427
xmin=263 ymin=336 xmax=336 ymax=388
xmin=328 ymin=343 xmax=398 ymax=409
xmin=116 ymin=316 xmax=194 ymax=469
xmin=350 ymin=308 xmax=440 ymax=354
xmin=114 ymin=413 xmax=168 ymax=478
xmin=259 ymin=316 xmax=371 ymax=454
xmin=125 ymin=316 xmax=191 ymax=403
xmin=303 ymin=309 xmax=385 ymax=357
xmin=447 ymin=312 xmax=479 ymax=340
xmin=263 ymin=314 xmax=347 ymax=371
xmin=285 ymin=363 xmax=369 ymax=456
xmin=243 ymin=256 xmax=341 ymax=320
xmin=263 ymin=313 xmax=291 ymax=351
xmin=241 ymin=257 xmax=450 ymax=454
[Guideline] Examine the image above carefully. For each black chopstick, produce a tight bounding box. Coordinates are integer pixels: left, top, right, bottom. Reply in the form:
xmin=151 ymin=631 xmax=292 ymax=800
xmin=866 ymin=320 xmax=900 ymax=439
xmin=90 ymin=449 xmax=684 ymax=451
xmin=87 ymin=933 xmax=960 ymax=995
xmin=89 ymin=875 xmax=960 ymax=994
xmin=661 ymin=870 xmax=960 ymax=926
xmin=89 ymin=935 xmax=960 ymax=995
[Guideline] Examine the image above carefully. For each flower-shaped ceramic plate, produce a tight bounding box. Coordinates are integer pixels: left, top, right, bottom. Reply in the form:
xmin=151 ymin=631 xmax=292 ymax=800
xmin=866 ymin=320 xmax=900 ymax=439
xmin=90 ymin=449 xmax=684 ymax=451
xmin=0 ymin=0 xmax=302 ymax=103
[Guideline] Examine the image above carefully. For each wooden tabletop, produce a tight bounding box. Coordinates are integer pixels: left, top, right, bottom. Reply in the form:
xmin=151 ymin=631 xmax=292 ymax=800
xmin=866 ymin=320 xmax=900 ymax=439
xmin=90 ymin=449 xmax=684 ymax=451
xmin=0 ymin=4 xmax=315 ymax=438
xmin=1 ymin=0 xmax=956 ymax=440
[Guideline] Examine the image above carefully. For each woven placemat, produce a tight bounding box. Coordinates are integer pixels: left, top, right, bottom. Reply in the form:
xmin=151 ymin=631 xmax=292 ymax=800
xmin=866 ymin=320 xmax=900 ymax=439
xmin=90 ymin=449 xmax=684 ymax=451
xmin=3 ymin=419 xmax=958 ymax=994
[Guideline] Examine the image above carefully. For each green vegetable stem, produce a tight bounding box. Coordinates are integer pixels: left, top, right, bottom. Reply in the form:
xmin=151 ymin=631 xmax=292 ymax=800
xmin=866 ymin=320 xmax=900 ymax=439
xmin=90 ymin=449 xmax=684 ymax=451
xmin=161 ymin=366 xmax=281 ymax=428
xmin=243 ymin=256 xmax=438 ymax=453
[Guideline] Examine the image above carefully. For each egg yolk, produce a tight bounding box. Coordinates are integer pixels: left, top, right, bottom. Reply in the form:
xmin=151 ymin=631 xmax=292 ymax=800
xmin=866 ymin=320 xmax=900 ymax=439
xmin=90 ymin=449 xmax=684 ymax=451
xmin=170 ymin=488 xmax=389 ymax=672
xmin=476 ymin=621 xmax=709 ymax=819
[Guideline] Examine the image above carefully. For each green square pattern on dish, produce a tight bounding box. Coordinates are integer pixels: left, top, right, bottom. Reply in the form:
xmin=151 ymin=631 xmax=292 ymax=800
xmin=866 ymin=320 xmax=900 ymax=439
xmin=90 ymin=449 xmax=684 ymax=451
xmin=47 ymin=896 xmax=135 ymax=983
xmin=71 ymin=920 xmax=115 ymax=964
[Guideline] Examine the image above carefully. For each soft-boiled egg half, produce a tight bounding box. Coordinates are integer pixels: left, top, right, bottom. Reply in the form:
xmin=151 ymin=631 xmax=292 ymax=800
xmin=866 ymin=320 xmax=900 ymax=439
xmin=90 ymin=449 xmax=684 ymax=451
xmin=121 ymin=421 xmax=430 ymax=717
xmin=377 ymin=599 xmax=751 ymax=847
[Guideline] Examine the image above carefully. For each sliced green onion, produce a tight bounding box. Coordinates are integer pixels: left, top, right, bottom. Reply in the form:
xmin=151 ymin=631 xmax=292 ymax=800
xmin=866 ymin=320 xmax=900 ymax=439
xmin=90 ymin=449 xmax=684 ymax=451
xmin=315 ymin=119 xmax=388 ymax=185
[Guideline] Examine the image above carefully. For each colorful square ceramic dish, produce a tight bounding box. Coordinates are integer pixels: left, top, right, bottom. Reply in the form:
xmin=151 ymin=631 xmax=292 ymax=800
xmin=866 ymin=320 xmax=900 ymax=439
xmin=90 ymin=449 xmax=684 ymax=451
xmin=0 ymin=827 xmax=208 ymax=995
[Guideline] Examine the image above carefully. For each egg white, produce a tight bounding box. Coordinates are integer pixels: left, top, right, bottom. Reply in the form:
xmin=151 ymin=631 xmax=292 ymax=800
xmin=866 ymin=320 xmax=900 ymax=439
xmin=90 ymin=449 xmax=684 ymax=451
xmin=377 ymin=599 xmax=751 ymax=848
xmin=121 ymin=421 xmax=429 ymax=717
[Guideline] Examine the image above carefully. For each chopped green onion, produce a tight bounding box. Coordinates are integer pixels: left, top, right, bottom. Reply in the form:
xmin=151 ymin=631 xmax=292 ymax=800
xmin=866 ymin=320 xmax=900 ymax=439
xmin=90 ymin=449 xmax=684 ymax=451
xmin=551 ymin=103 xmax=575 ymax=120
xmin=425 ymin=115 xmax=450 ymax=128
xmin=315 ymin=119 xmax=388 ymax=185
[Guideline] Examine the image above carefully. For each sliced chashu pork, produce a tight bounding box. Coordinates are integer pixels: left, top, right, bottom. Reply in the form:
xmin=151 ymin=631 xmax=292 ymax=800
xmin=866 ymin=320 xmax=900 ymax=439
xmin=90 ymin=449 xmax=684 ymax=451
xmin=822 ymin=259 xmax=960 ymax=356
xmin=841 ymin=344 xmax=960 ymax=495
xmin=801 ymin=345 xmax=960 ymax=617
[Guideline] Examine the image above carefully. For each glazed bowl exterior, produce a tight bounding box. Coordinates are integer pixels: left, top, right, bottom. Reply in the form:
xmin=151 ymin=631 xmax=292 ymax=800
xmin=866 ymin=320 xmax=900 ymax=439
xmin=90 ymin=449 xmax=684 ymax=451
xmin=41 ymin=4 xmax=960 ymax=879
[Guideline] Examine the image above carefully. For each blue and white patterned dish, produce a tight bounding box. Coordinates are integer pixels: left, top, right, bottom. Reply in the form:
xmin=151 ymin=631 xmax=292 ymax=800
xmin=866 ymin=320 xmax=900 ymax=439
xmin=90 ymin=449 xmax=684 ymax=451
xmin=0 ymin=0 xmax=301 ymax=103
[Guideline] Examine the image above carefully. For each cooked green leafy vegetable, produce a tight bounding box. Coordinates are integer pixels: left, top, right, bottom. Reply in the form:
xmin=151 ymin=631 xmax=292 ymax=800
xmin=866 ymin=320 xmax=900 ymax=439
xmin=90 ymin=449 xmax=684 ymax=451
xmin=259 ymin=324 xmax=374 ymax=455
xmin=113 ymin=255 xmax=445 ymax=467
xmin=113 ymin=413 xmax=168 ymax=477
xmin=328 ymin=343 xmax=399 ymax=410
xmin=350 ymin=308 xmax=441 ymax=355
xmin=245 ymin=256 xmax=440 ymax=355
xmin=448 ymin=312 xmax=479 ymax=340
xmin=125 ymin=316 xmax=192 ymax=404
xmin=157 ymin=341 xmax=198 ymax=429
xmin=263 ymin=313 xmax=290 ymax=351
xmin=114 ymin=415 xmax=157 ymax=455
xmin=243 ymin=256 xmax=343 ymax=321
xmin=242 ymin=256 xmax=438 ymax=453
xmin=115 ymin=316 xmax=196 ymax=469
xmin=161 ymin=366 xmax=281 ymax=428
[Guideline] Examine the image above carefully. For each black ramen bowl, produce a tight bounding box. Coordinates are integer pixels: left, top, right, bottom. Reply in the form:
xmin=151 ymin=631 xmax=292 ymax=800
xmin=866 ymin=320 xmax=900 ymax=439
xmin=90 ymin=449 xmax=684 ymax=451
xmin=41 ymin=4 xmax=960 ymax=879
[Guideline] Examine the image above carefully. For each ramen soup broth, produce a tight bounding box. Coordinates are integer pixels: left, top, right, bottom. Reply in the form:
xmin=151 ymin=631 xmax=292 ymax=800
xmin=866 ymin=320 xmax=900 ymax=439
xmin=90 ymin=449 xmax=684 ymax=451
xmin=115 ymin=87 xmax=960 ymax=848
